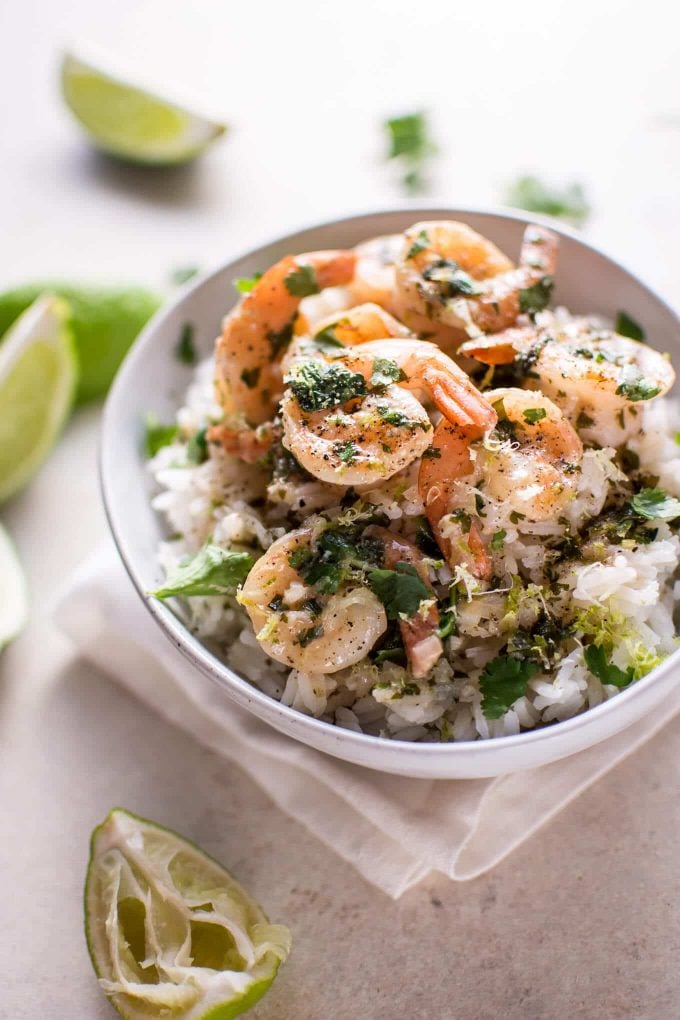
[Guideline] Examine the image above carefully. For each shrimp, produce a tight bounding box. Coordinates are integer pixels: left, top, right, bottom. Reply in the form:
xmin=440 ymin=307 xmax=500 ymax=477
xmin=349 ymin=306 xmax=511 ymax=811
xmin=460 ymin=322 xmax=675 ymax=443
xmin=367 ymin=526 xmax=443 ymax=677
xmin=419 ymin=388 xmax=583 ymax=577
xmin=237 ymin=528 xmax=386 ymax=673
xmin=349 ymin=234 xmax=403 ymax=313
xmin=214 ymin=249 xmax=356 ymax=426
xmin=280 ymin=338 xmax=497 ymax=486
xmin=394 ymin=220 xmax=557 ymax=344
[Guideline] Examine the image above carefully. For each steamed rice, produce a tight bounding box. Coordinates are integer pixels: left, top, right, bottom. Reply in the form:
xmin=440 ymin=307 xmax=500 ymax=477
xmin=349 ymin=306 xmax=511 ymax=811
xmin=150 ymin=311 xmax=680 ymax=742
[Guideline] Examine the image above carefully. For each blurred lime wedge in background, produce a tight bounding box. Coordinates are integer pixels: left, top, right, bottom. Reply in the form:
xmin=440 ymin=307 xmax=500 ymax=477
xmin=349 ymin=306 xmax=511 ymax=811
xmin=85 ymin=808 xmax=291 ymax=1020
xmin=61 ymin=51 xmax=227 ymax=166
xmin=0 ymin=522 xmax=28 ymax=648
xmin=0 ymin=284 xmax=161 ymax=403
xmin=0 ymin=294 xmax=77 ymax=504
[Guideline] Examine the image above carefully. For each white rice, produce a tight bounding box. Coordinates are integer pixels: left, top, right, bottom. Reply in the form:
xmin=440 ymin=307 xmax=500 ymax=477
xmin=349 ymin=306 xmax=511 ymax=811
xmin=149 ymin=310 xmax=680 ymax=743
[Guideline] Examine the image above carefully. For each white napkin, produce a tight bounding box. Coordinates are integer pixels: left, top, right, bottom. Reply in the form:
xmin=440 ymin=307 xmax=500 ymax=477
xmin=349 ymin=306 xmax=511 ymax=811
xmin=53 ymin=547 xmax=680 ymax=898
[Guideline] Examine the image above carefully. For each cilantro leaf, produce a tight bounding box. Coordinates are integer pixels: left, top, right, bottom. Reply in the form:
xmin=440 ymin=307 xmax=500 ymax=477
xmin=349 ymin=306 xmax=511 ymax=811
xmin=312 ymin=324 xmax=346 ymax=353
xmin=371 ymin=357 xmax=406 ymax=391
xmin=288 ymin=361 xmax=368 ymax=412
xmin=490 ymin=529 xmax=507 ymax=552
xmin=523 ymin=407 xmax=547 ymax=424
xmin=406 ymin=229 xmax=430 ymax=260
xmin=629 ymin=488 xmax=680 ymax=521
xmin=384 ymin=111 xmax=437 ymax=195
xmin=584 ymin=644 xmax=634 ymax=688
xmin=479 ymin=655 xmax=539 ymax=720
xmin=170 ymin=265 xmax=200 ymax=286
xmin=152 ymin=544 xmax=253 ymax=599
xmin=423 ymin=259 xmax=484 ymax=297
xmin=240 ymin=366 xmax=260 ymax=389
xmin=176 ymin=323 xmax=196 ymax=365
xmin=519 ymin=276 xmax=554 ymax=316
xmin=186 ymin=427 xmax=208 ymax=465
xmin=505 ymin=176 xmax=590 ymax=226
xmin=284 ymin=264 xmax=319 ymax=297
xmin=297 ymin=623 xmax=325 ymax=648
xmin=615 ymin=375 xmax=661 ymax=401
xmin=576 ymin=410 xmax=595 ymax=429
xmin=615 ymin=311 xmax=645 ymax=342
xmin=333 ymin=440 xmax=359 ymax=465
xmin=144 ymin=414 xmax=178 ymax=458
xmin=367 ymin=561 xmax=431 ymax=619
xmin=378 ymin=405 xmax=430 ymax=431
xmin=233 ymin=273 xmax=262 ymax=294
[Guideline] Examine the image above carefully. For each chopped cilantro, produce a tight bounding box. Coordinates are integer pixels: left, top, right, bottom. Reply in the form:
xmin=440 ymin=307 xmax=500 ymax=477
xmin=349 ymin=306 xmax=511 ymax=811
xmin=371 ymin=357 xmax=406 ymax=391
xmin=233 ymin=273 xmax=262 ymax=294
xmin=374 ymin=646 xmax=407 ymax=665
xmin=378 ymin=405 xmax=430 ymax=431
xmin=152 ymin=544 xmax=253 ymax=599
xmin=615 ymin=311 xmax=645 ymax=342
xmin=584 ymin=644 xmax=634 ymax=688
xmin=509 ymin=510 xmax=525 ymax=524
xmin=629 ymin=488 xmax=680 ymax=521
xmin=367 ymin=561 xmax=431 ymax=619
xmin=297 ymin=623 xmax=325 ymax=648
xmin=240 ymin=366 xmax=260 ymax=389
xmin=505 ymin=176 xmax=590 ymax=226
xmin=576 ymin=410 xmax=595 ymax=429
xmin=384 ymin=111 xmax=437 ymax=194
xmin=406 ymin=229 xmax=429 ymax=260
xmin=518 ymin=276 xmax=554 ymax=316
xmin=422 ymin=445 xmax=441 ymax=459
xmin=334 ymin=440 xmax=360 ymax=465
xmin=437 ymin=587 xmax=458 ymax=639
xmin=490 ymin=529 xmax=507 ymax=552
xmin=186 ymin=427 xmax=208 ymax=465
xmin=289 ymin=360 xmax=368 ymax=411
xmin=449 ymin=508 xmax=472 ymax=533
xmin=144 ymin=414 xmax=178 ymax=458
xmin=422 ymin=259 xmax=484 ymax=297
xmin=267 ymin=319 xmax=295 ymax=357
xmin=289 ymin=527 xmax=383 ymax=595
xmin=284 ymin=264 xmax=319 ymax=297
xmin=176 ymin=323 xmax=196 ymax=365
xmin=312 ymin=324 xmax=345 ymax=353
xmin=414 ymin=516 xmax=441 ymax=558
xmin=615 ymin=376 xmax=661 ymax=402
xmin=479 ymin=655 xmax=539 ymax=719
xmin=523 ymin=407 xmax=547 ymax=424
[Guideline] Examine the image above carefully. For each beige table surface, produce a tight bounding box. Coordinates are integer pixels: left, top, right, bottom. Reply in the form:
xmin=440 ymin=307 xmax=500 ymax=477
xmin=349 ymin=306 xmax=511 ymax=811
xmin=2 ymin=2 xmax=680 ymax=1017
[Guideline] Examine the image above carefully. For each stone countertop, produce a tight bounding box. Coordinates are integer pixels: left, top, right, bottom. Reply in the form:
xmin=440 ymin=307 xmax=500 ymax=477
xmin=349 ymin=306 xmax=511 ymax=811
xmin=2 ymin=1 xmax=679 ymax=1016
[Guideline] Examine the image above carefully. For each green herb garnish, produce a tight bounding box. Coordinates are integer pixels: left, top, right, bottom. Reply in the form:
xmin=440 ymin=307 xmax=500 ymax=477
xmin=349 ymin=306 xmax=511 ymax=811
xmin=367 ymin=561 xmax=431 ymax=619
xmin=186 ymin=427 xmax=208 ymax=465
xmin=615 ymin=311 xmax=645 ymax=342
xmin=584 ymin=644 xmax=634 ymax=688
xmin=378 ymin=405 xmax=430 ymax=431
xmin=406 ymin=229 xmax=430 ymax=260
xmin=289 ymin=360 xmax=367 ymax=412
xmin=479 ymin=655 xmax=539 ymax=720
xmin=240 ymin=366 xmax=260 ymax=389
xmin=297 ymin=623 xmax=325 ymax=648
xmin=384 ymin=111 xmax=437 ymax=194
xmin=615 ymin=376 xmax=661 ymax=402
xmin=334 ymin=440 xmax=360 ymax=465
xmin=312 ymin=324 xmax=346 ymax=353
xmin=629 ymin=488 xmax=680 ymax=521
xmin=505 ymin=176 xmax=590 ymax=226
xmin=422 ymin=259 xmax=484 ymax=297
xmin=518 ymin=276 xmax=554 ymax=316
xmin=170 ymin=265 xmax=200 ymax=286
xmin=176 ymin=323 xmax=196 ymax=365
xmin=233 ymin=273 xmax=262 ymax=294
xmin=576 ymin=410 xmax=595 ymax=429
xmin=284 ymin=264 xmax=319 ymax=297
xmin=490 ymin=529 xmax=507 ymax=551
xmin=144 ymin=414 xmax=178 ymax=458
xmin=371 ymin=357 xmax=406 ymax=391
xmin=523 ymin=407 xmax=547 ymax=424
xmin=152 ymin=544 xmax=253 ymax=599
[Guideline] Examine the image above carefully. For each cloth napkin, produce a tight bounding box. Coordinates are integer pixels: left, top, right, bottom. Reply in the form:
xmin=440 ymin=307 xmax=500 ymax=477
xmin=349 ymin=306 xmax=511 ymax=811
xmin=53 ymin=546 xmax=680 ymax=899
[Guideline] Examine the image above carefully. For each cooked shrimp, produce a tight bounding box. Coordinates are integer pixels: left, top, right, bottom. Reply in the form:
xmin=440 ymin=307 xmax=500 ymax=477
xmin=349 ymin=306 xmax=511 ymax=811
xmin=237 ymin=528 xmax=386 ymax=673
xmin=367 ymin=526 xmax=443 ymax=677
xmin=281 ymin=338 xmax=497 ymax=486
xmin=349 ymin=234 xmax=403 ymax=313
xmin=460 ymin=322 xmax=675 ymax=443
xmin=394 ymin=220 xmax=557 ymax=343
xmin=420 ymin=388 xmax=583 ymax=576
xmin=280 ymin=302 xmax=411 ymax=377
xmin=215 ymin=249 xmax=356 ymax=426
xmin=206 ymin=421 xmax=274 ymax=464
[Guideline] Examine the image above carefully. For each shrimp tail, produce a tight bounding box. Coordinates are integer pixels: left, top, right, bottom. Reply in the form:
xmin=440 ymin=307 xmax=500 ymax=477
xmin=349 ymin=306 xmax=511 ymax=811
xmin=423 ymin=365 xmax=498 ymax=433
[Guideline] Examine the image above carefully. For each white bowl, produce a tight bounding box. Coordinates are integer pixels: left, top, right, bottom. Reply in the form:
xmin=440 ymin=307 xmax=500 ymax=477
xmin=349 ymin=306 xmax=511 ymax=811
xmin=101 ymin=208 xmax=680 ymax=779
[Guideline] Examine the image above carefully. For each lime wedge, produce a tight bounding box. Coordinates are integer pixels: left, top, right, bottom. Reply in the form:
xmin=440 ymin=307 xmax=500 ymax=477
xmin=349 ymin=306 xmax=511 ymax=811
xmin=0 ymin=294 xmax=77 ymax=504
xmin=61 ymin=51 xmax=227 ymax=166
xmin=0 ymin=522 xmax=28 ymax=648
xmin=85 ymin=808 xmax=291 ymax=1020
xmin=0 ymin=283 xmax=161 ymax=403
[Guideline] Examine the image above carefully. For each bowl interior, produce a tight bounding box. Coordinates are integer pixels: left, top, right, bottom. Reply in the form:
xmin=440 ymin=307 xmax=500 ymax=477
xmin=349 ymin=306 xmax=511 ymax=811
xmin=101 ymin=208 xmax=680 ymax=777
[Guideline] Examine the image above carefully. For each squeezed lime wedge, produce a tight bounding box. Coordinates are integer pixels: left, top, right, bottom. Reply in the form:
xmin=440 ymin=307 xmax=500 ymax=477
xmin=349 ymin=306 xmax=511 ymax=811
xmin=0 ymin=522 xmax=28 ymax=649
xmin=61 ymin=51 xmax=227 ymax=166
xmin=85 ymin=808 xmax=291 ymax=1020
xmin=0 ymin=293 xmax=77 ymax=503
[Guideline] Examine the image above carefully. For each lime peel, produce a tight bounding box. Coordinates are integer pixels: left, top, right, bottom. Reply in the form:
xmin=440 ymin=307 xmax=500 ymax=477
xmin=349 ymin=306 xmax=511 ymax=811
xmin=61 ymin=51 xmax=227 ymax=166
xmin=85 ymin=808 xmax=291 ymax=1020
xmin=0 ymin=522 xmax=28 ymax=649
xmin=0 ymin=293 xmax=77 ymax=503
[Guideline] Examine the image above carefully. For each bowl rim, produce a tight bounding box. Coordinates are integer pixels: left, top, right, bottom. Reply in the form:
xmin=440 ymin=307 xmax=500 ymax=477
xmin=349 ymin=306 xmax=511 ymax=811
xmin=100 ymin=204 xmax=680 ymax=760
